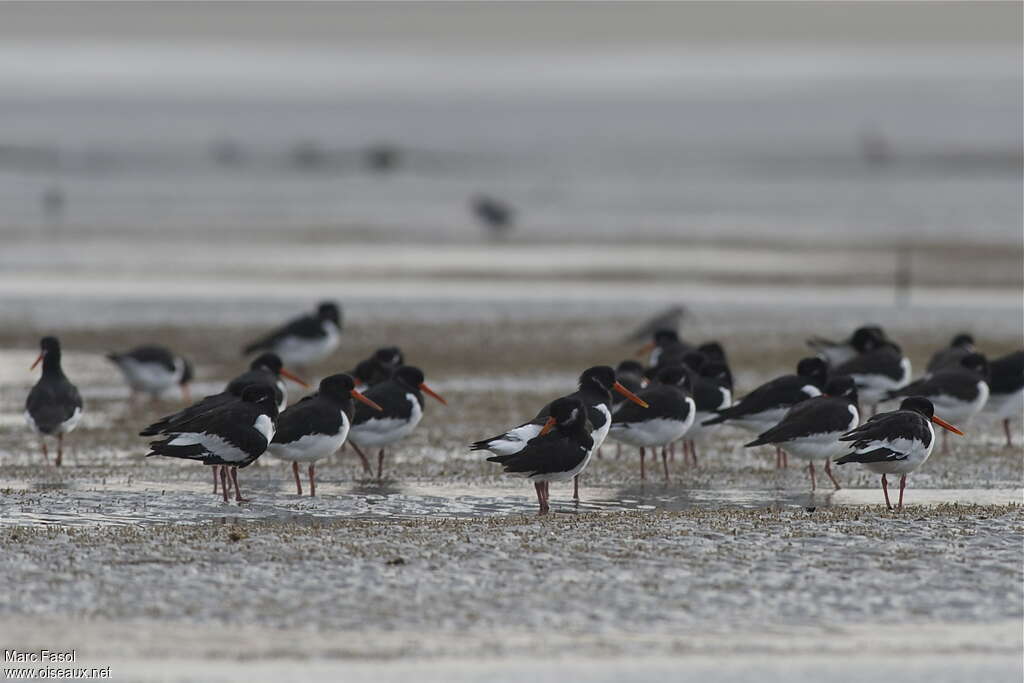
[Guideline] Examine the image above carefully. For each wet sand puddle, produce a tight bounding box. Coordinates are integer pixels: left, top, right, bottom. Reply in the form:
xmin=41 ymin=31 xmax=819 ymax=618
xmin=0 ymin=476 xmax=1018 ymax=527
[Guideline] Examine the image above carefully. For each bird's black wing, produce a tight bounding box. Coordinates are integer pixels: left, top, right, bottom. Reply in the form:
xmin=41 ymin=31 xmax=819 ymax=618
xmin=746 ymin=397 xmax=853 ymax=447
xmin=139 ymin=392 xmax=235 ymax=436
xmin=989 ymin=350 xmax=1024 ymax=395
xmin=26 ymin=377 xmax=82 ymax=434
xmin=272 ymin=395 xmax=343 ymax=444
xmin=834 ymin=348 xmax=904 ymax=380
xmin=486 ymin=430 xmax=593 ymax=476
xmin=146 ymin=407 xmax=269 ymax=465
xmin=243 ymin=313 xmax=323 ymax=354
xmin=703 ymin=375 xmax=810 ymax=425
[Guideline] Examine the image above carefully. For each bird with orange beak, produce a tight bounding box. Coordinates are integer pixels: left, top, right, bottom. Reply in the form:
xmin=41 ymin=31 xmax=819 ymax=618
xmin=25 ymin=336 xmax=83 ymax=466
xmin=347 ymin=366 xmax=447 ymax=480
xmin=471 ymin=365 xmax=649 ymax=501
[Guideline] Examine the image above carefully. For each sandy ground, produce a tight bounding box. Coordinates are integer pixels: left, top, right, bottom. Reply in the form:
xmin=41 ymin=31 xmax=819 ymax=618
xmin=0 ymin=310 xmax=1021 ymax=681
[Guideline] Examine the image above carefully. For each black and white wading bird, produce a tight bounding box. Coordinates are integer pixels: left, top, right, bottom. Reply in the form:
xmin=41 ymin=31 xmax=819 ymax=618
xmin=243 ymin=301 xmax=342 ymax=371
xmin=140 ymin=353 xmax=307 ymax=493
xmin=106 ymin=345 xmax=193 ymax=403
xmin=146 ymin=384 xmax=280 ymax=503
xmin=268 ymin=374 xmax=382 ymax=495
xmin=348 ymin=346 xmax=405 ymax=388
xmin=702 ymin=357 xmax=829 ymax=468
xmin=926 ymin=333 xmax=976 ymax=373
xmin=347 ymin=366 xmax=447 ymax=480
xmin=608 ymin=366 xmax=695 ymax=482
xmin=744 ymin=376 xmax=860 ymax=491
xmin=487 ymin=397 xmax=593 ymax=513
xmin=806 ymin=325 xmax=887 ymax=367
xmin=25 ymin=337 xmax=83 ymax=466
xmin=835 ymin=397 xmax=963 ymax=510
xmin=832 ymin=339 xmax=911 ymax=415
xmin=885 ymin=353 xmax=989 ymax=452
xmin=982 ymin=349 xmax=1024 ymax=447
xmin=471 ymin=366 xmax=648 ymax=500
xmin=682 ymin=361 xmax=733 ymax=466
xmin=638 ymin=329 xmax=692 ymax=374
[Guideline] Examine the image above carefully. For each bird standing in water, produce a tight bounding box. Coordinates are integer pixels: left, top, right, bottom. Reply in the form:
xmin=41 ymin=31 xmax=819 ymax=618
xmin=25 ymin=336 xmax=83 ymax=466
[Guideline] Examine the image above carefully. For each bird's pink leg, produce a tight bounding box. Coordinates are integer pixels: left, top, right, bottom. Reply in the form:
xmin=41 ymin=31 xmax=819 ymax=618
xmin=534 ymin=482 xmax=545 ymax=512
xmin=219 ymin=466 xmax=229 ymax=503
xmin=897 ymin=474 xmax=906 ymax=510
xmin=669 ymin=442 xmax=676 ymax=462
xmin=349 ymin=442 xmax=372 ymax=475
xmin=1004 ymin=419 xmax=1013 ymax=448
xmin=595 ymin=447 xmax=603 ymax=459
xmin=291 ymin=461 xmax=302 ymax=496
xmin=212 ymin=465 xmax=219 ymax=493
xmin=639 ymin=447 xmax=646 ymax=481
xmin=308 ymin=464 xmax=316 ymax=497
xmin=881 ymin=474 xmax=892 ymax=510
xmin=376 ymin=449 xmax=385 ymax=481
xmin=808 ymin=460 xmax=816 ymax=491
xmin=661 ymin=446 xmax=670 ymax=482
xmin=56 ymin=434 xmax=63 ymax=467
xmin=572 ymin=475 xmax=580 ymax=501
xmin=782 ymin=451 xmax=788 ymax=468
xmin=690 ymin=441 xmax=699 ymax=468
xmin=775 ymin=447 xmax=783 ymax=469
xmin=825 ymin=459 xmax=841 ymax=490
xmin=40 ymin=440 xmax=49 ymax=464
xmin=230 ymin=467 xmax=248 ymax=503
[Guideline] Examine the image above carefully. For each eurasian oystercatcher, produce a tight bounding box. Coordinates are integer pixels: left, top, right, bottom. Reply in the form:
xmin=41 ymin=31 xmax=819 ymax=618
xmin=608 ymin=366 xmax=695 ymax=481
xmin=243 ymin=301 xmax=342 ymax=370
xmin=702 ymin=357 xmax=828 ymax=469
xmin=807 ymin=325 xmax=886 ymax=366
xmin=744 ymin=376 xmax=860 ymax=490
xmin=612 ymin=360 xmax=647 ymax=406
xmin=268 ymin=374 xmax=383 ymax=495
xmin=347 ymin=366 xmax=447 ymax=480
xmin=832 ymin=340 xmax=910 ymax=414
xmin=696 ymin=341 xmax=730 ymax=370
xmin=146 ymin=384 xmax=280 ymax=503
xmin=983 ymin=349 xmax=1024 ymax=447
xmin=885 ymin=352 xmax=989 ymax=452
xmin=348 ymin=346 xmax=405 ymax=387
xmin=926 ymin=333 xmax=975 ymax=373
xmin=487 ymin=397 xmax=592 ymax=513
xmin=682 ymin=361 xmax=734 ymax=466
xmin=107 ymin=345 xmax=194 ymax=403
xmin=471 ymin=366 xmax=648 ymax=498
xmin=638 ymin=329 xmax=691 ymax=371
xmin=25 ymin=336 xmax=83 ymax=466
xmin=835 ymin=397 xmax=963 ymax=510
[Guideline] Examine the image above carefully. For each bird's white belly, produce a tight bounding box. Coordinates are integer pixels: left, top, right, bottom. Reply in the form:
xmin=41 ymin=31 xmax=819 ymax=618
xmin=590 ymin=404 xmax=611 ymax=451
xmin=984 ymin=386 xmax=1024 ymax=420
xmin=349 ymin=394 xmax=422 ymax=447
xmin=853 ymin=358 xmax=911 ymax=405
xmin=274 ymin=323 xmax=340 ymax=367
xmin=609 ymin=410 xmax=693 ymax=448
xmin=118 ymin=359 xmax=180 ymax=395
xmin=270 ymin=412 xmax=349 ymax=463
xmin=929 ymin=382 xmax=989 ymax=423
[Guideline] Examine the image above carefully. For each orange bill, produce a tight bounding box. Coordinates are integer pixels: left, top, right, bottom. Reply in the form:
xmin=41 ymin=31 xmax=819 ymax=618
xmin=279 ymin=368 xmax=309 ymax=387
xmin=30 ymin=353 xmax=44 ymax=370
xmin=613 ymin=381 xmax=649 ymax=408
xmin=931 ymin=415 xmax=964 ymax=436
xmin=351 ymin=389 xmax=384 ymax=412
xmin=419 ymin=382 xmax=447 ymax=405
xmin=539 ymin=416 xmax=557 ymax=437
xmin=634 ymin=341 xmax=656 ymax=357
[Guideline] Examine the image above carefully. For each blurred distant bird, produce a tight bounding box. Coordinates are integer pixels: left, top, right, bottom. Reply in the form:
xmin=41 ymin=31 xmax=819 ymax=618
xmin=833 ymin=339 xmax=911 ymax=414
xmin=983 ymin=350 xmax=1024 ymax=447
xmin=107 ymin=345 xmax=193 ymax=403
xmin=364 ymin=143 xmax=401 ymax=172
xmin=487 ymin=397 xmax=593 ymax=513
xmin=348 ymin=347 xmax=405 ymax=387
xmin=471 ymin=194 xmax=515 ymax=239
xmin=682 ymin=361 xmax=733 ymax=465
xmin=745 ymin=377 xmax=859 ymax=491
xmin=243 ymin=301 xmax=342 ymax=370
xmin=268 ymin=374 xmax=382 ymax=494
xmin=807 ymin=325 xmax=887 ymax=367
xmin=25 ymin=336 xmax=82 ymax=466
xmin=146 ymin=385 xmax=279 ymax=503
xmin=347 ymin=366 xmax=447 ymax=480
xmin=835 ymin=397 xmax=962 ymax=510
xmin=624 ymin=305 xmax=687 ymax=343
xmin=638 ymin=329 xmax=692 ymax=372
xmin=926 ymin=333 xmax=975 ymax=373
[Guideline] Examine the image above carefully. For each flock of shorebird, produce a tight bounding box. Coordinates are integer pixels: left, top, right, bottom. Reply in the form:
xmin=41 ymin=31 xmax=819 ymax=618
xmin=20 ymin=300 xmax=1024 ymax=512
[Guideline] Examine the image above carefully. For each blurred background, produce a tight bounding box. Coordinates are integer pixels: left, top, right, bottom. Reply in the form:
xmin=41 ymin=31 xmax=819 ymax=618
xmin=0 ymin=1 xmax=1021 ymax=329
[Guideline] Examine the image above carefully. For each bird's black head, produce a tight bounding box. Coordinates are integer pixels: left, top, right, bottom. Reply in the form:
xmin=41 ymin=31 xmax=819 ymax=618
xmin=681 ymin=351 xmax=706 ymax=372
xmin=697 ymin=341 xmax=726 ymax=363
xmin=655 ymin=365 xmax=691 ymax=391
xmin=653 ymin=329 xmax=679 ymax=346
xmin=579 ymin=366 xmax=617 ymax=393
xmin=317 ymin=301 xmax=341 ymax=326
xmin=548 ymin=397 xmax=587 ymax=430
xmin=796 ymin=357 xmax=829 ymax=383
xmin=319 ymin=373 xmax=357 ymax=401
xmin=240 ymin=384 xmax=278 ymax=411
xmin=899 ymin=396 xmax=935 ymax=419
xmin=351 ymin=359 xmax=383 ymax=386
xmin=824 ymin=375 xmax=858 ymax=402
xmin=394 ymin=365 xmax=425 ymax=388
xmin=250 ymin=353 xmax=283 ymax=374
xmin=374 ymin=346 xmax=404 ymax=368
xmin=31 ymin=336 xmax=62 ymax=372
xmin=39 ymin=336 xmax=61 ymax=354
xmin=851 ymin=325 xmax=886 ymax=352
xmin=615 ymin=360 xmax=644 ymax=376
xmin=951 ymin=333 xmax=975 ymax=348
xmin=959 ymin=352 xmax=989 ymax=377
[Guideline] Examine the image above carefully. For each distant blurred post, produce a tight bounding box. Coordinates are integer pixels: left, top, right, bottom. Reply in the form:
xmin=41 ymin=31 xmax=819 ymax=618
xmin=894 ymin=245 xmax=912 ymax=308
